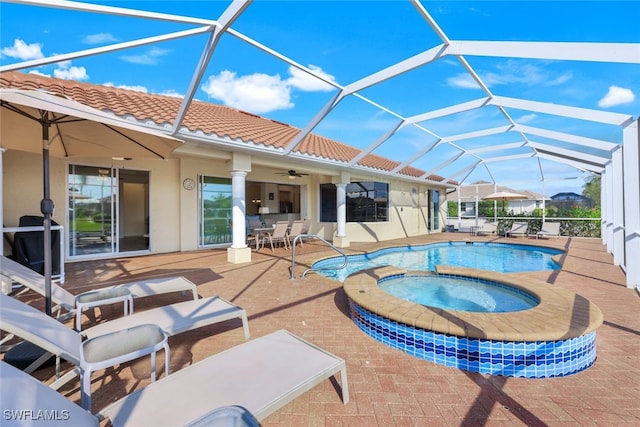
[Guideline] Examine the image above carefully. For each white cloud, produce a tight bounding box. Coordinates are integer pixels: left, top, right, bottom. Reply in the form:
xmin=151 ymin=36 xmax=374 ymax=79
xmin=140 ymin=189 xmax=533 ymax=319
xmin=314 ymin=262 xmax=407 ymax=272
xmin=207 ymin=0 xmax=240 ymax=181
xmin=447 ymin=73 xmax=480 ymax=89
xmin=82 ymin=33 xmax=118 ymax=45
xmin=120 ymin=47 xmax=171 ymax=65
xmin=517 ymin=113 xmax=537 ymax=124
xmin=448 ymin=60 xmax=573 ymax=89
xmin=1 ymin=38 xmax=44 ymax=60
xmin=102 ymin=83 xmax=183 ymax=97
xmin=286 ymin=65 xmax=335 ymax=91
xmin=159 ymin=89 xmax=184 ymax=98
xmin=598 ymin=85 xmax=635 ymax=108
xmin=103 ymin=82 xmax=149 ymax=93
xmin=52 ymin=61 xmax=89 ymax=80
xmin=201 ymin=65 xmax=336 ymax=114
xmin=201 ymin=70 xmax=293 ymax=113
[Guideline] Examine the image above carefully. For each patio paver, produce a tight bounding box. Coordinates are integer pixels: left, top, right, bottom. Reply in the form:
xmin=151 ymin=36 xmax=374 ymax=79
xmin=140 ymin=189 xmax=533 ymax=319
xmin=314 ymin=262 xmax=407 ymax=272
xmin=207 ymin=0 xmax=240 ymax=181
xmin=6 ymin=234 xmax=640 ymax=426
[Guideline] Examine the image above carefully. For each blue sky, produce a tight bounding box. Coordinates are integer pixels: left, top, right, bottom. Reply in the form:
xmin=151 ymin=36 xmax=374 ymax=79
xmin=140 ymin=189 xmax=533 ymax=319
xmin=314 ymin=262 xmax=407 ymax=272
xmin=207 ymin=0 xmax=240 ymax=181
xmin=1 ymin=1 xmax=638 ymax=196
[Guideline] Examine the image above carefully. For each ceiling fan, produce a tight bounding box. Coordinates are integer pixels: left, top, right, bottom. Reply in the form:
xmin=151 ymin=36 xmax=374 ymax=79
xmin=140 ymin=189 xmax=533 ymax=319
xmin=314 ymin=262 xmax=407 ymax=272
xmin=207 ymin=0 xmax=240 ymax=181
xmin=276 ymin=169 xmax=309 ymax=180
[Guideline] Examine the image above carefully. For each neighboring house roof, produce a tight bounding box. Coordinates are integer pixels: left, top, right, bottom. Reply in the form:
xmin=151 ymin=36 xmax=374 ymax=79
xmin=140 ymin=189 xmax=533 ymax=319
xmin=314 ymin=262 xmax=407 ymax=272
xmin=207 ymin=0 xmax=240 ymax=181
xmin=551 ymin=192 xmax=589 ymax=200
xmin=448 ymin=181 xmax=549 ymax=201
xmin=0 ymin=71 xmax=449 ymax=184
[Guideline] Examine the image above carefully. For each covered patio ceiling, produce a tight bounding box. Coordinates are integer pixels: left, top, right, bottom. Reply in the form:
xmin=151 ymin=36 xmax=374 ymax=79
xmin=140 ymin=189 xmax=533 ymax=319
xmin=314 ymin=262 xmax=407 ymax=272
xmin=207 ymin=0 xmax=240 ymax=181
xmin=1 ymin=0 xmax=638 ymax=195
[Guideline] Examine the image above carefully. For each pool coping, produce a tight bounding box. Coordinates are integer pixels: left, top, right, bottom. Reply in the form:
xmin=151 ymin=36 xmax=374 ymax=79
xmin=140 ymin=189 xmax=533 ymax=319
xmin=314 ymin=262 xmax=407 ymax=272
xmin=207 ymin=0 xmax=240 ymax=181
xmin=343 ymin=265 xmax=603 ymax=342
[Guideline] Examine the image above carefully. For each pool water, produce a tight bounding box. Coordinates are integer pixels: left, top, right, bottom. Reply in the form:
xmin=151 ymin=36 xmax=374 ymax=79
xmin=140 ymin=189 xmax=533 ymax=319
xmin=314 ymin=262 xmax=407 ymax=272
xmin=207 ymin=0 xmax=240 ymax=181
xmin=378 ymin=274 xmax=539 ymax=312
xmin=315 ymin=242 xmax=562 ymax=282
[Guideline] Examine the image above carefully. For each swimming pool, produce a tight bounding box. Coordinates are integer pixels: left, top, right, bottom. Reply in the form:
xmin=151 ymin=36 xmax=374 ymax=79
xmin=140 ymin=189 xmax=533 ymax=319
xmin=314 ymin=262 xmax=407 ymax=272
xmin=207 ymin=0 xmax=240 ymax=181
xmin=314 ymin=241 xmax=563 ymax=281
xmin=378 ymin=273 xmax=539 ymax=312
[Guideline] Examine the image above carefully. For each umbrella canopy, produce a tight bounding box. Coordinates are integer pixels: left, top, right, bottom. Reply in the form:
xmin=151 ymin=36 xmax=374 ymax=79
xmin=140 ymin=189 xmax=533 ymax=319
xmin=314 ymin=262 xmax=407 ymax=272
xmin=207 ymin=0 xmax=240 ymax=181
xmin=0 ymin=88 xmax=183 ymax=315
xmin=482 ymin=191 xmax=528 ymax=216
xmin=482 ymin=191 xmax=528 ymax=201
xmin=0 ymin=89 xmax=182 ymax=159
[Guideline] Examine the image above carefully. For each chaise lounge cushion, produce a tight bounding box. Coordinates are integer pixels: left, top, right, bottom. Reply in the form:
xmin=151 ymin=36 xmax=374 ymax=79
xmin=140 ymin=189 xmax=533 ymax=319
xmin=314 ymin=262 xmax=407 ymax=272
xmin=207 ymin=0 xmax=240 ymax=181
xmin=99 ymin=329 xmax=348 ymax=426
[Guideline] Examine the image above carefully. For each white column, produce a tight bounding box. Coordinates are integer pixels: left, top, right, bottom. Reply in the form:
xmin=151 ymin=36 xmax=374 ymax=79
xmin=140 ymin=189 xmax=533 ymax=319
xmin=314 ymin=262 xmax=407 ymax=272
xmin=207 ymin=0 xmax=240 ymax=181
xmin=474 ymin=185 xmax=479 ymax=226
xmin=601 ymin=169 xmax=608 ymax=246
xmin=605 ymin=161 xmax=614 ymax=253
xmin=622 ymin=120 xmax=640 ymax=289
xmin=541 ymin=181 xmax=546 ymax=223
xmin=457 ymin=186 xmax=461 ymax=230
xmin=230 ymin=170 xmax=247 ymax=249
xmin=612 ymin=147 xmax=625 ymax=265
xmin=226 ymin=152 xmax=252 ymax=264
xmin=336 ymin=183 xmax=347 ymax=237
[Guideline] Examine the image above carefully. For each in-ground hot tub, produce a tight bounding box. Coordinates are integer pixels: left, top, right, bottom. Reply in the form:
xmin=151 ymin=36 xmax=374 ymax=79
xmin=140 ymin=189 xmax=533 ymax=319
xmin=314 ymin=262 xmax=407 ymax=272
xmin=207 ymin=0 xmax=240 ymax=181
xmin=343 ymin=265 xmax=603 ymax=378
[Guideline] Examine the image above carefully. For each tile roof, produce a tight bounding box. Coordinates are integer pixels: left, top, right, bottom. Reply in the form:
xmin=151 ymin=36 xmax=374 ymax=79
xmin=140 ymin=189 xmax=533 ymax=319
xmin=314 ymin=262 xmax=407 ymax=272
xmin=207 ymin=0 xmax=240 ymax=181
xmin=0 ymin=71 xmax=449 ymax=184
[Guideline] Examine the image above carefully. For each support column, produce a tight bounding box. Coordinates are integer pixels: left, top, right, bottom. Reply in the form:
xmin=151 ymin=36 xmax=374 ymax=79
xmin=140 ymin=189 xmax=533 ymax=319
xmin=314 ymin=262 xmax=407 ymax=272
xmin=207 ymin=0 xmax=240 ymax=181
xmin=612 ymin=147 xmax=624 ymax=265
xmin=622 ymin=120 xmax=640 ymax=290
xmin=226 ymin=154 xmax=252 ymax=264
xmin=601 ymin=168 xmax=608 ymax=246
xmin=333 ymin=182 xmax=350 ymax=247
xmin=605 ymin=161 xmax=614 ymax=253
xmin=457 ymin=186 xmax=461 ymax=230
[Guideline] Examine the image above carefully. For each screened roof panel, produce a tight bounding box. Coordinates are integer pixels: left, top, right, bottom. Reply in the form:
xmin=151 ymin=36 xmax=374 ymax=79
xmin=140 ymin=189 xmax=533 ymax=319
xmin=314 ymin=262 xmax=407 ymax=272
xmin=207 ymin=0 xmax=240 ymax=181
xmin=1 ymin=0 xmax=637 ymax=194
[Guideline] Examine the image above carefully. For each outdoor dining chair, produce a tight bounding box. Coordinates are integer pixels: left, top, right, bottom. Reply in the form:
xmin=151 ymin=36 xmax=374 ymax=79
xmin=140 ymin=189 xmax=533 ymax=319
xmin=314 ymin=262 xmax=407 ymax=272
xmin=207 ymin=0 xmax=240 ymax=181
xmin=286 ymin=219 xmax=305 ymax=248
xmin=259 ymin=221 xmax=290 ymax=251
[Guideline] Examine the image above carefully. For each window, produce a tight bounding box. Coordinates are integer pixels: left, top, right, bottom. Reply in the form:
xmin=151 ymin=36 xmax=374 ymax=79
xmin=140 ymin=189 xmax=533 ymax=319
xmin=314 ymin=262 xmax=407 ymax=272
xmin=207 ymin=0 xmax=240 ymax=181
xmin=319 ymin=182 xmax=389 ymax=222
xmin=199 ymin=176 xmax=232 ymax=245
xmin=319 ymin=184 xmax=337 ymax=222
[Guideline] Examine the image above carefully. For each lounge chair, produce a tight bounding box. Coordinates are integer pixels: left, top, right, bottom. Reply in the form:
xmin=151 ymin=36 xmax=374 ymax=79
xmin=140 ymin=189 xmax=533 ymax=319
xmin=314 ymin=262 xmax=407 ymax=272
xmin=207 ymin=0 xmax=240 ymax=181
xmin=537 ymin=222 xmax=560 ymax=239
xmin=0 ymin=294 xmax=170 ymax=410
xmin=474 ymin=221 xmax=497 ymax=236
xmin=1 ymin=329 xmax=348 ymax=426
xmin=1 ymin=256 xmax=250 ymax=374
xmin=2 ymin=362 xmax=99 ymax=427
xmin=1 ymin=255 xmax=199 ymax=330
xmin=505 ymin=221 xmax=528 ymax=238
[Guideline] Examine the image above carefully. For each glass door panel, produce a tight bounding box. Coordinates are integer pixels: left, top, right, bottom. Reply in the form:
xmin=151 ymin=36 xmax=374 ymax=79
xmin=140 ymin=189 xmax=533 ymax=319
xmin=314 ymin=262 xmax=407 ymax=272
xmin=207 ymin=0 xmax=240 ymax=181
xmin=68 ymin=165 xmax=116 ymax=256
xmin=200 ymin=176 xmax=232 ymax=246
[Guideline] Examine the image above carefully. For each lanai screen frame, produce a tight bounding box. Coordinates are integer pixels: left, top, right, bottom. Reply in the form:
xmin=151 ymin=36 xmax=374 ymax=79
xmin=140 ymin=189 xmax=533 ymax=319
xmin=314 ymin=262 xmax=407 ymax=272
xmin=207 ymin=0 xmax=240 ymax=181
xmin=1 ymin=0 xmax=638 ymax=290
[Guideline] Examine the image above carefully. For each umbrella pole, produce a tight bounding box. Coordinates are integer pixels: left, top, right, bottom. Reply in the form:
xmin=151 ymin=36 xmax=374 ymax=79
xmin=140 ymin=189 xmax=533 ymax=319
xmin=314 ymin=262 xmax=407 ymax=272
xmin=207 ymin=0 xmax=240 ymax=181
xmin=41 ymin=123 xmax=55 ymax=316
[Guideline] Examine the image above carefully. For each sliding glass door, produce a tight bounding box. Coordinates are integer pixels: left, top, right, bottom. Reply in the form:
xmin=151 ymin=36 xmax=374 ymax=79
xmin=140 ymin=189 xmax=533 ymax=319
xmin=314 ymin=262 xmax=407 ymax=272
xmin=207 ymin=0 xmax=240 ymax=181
xmin=68 ymin=165 xmax=150 ymax=257
xmin=68 ymin=165 xmax=116 ymax=256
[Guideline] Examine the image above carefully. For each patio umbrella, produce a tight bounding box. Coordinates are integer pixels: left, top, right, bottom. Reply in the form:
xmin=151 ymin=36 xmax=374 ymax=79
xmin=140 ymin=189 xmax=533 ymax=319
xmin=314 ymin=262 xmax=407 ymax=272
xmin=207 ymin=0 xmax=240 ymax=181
xmin=482 ymin=191 xmax=527 ymax=213
xmin=0 ymin=88 xmax=183 ymax=315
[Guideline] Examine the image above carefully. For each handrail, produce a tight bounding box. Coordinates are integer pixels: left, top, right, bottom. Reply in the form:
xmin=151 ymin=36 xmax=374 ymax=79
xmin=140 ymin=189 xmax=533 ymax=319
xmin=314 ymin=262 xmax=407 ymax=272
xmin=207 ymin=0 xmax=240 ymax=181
xmin=290 ymin=234 xmax=348 ymax=279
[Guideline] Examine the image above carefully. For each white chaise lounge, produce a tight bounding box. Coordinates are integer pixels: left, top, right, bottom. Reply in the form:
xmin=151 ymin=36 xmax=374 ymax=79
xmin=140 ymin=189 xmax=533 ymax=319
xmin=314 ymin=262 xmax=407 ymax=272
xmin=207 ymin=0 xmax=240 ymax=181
xmin=505 ymin=221 xmax=528 ymax=238
xmin=1 ymin=329 xmax=348 ymax=426
xmin=1 ymin=257 xmax=250 ymax=374
xmin=0 ymin=294 xmax=170 ymax=410
xmin=1 ymin=255 xmax=199 ymax=330
xmin=536 ymin=222 xmax=561 ymax=239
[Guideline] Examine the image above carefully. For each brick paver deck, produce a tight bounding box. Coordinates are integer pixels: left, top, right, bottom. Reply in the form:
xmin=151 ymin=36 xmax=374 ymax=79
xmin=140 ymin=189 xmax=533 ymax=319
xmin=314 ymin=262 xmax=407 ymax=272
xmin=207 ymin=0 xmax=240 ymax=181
xmin=9 ymin=234 xmax=640 ymax=426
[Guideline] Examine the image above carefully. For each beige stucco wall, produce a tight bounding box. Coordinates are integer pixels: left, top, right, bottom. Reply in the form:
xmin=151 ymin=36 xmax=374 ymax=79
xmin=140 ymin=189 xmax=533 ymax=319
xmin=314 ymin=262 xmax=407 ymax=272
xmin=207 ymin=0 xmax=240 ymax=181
xmin=2 ymin=150 xmax=182 ymax=256
xmin=2 ymin=149 xmax=448 ymax=260
xmin=2 ymin=150 xmax=66 ymax=228
xmin=309 ymin=175 xmax=444 ymax=243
